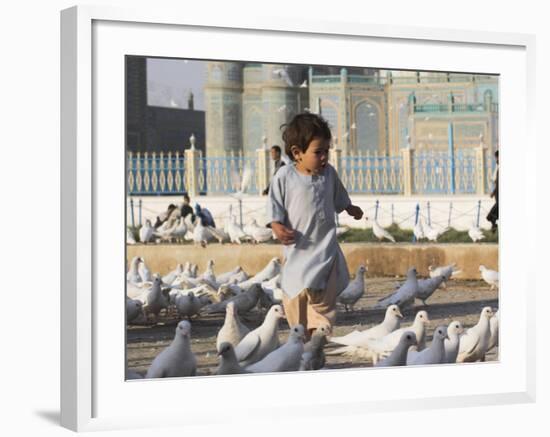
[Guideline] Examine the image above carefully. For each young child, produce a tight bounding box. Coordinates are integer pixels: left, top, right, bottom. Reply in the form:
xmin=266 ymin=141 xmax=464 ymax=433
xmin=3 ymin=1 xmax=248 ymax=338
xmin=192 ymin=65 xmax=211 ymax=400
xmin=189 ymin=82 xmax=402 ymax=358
xmin=266 ymin=113 xmax=364 ymax=337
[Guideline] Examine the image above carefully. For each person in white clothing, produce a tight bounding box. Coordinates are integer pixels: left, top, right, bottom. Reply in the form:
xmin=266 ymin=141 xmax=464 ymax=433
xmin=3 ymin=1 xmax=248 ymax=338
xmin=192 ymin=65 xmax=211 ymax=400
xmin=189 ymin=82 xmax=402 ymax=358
xmin=266 ymin=113 xmax=364 ymax=338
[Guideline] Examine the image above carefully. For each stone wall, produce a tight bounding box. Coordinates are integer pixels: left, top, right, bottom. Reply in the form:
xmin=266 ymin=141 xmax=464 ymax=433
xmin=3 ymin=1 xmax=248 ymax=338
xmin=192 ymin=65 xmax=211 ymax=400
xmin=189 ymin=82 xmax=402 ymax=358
xmin=127 ymin=243 xmax=498 ymax=280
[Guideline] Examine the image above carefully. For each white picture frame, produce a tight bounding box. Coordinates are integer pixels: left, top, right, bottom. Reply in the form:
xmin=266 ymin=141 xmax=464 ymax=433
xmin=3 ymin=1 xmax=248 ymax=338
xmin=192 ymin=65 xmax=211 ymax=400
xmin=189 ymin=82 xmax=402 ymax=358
xmin=60 ymin=5 xmax=536 ymax=432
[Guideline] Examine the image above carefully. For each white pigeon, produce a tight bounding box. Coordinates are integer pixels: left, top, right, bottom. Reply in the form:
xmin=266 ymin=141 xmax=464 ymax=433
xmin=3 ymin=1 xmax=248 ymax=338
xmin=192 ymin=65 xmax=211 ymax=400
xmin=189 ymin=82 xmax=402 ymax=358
xmin=374 ymin=267 xmax=419 ymax=310
xmin=127 ymin=228 xmax=136 ymax=244
xmin=407 ymin=326 xmax=448 ymax=365
xmin=375 ymin=331 xmax=417 ymax=367
xmin=428 ymin=263 xmax=461 ymax=286
xmin=444 ymin=320 xmax=464 ymax=363
xmin=193 ymin=220 xmax=211 ymax=247
xmin=457 ymin=306 xmax=494 ymax=362
xmin=328 ymin=305 xmax=403 ymax=355
xmin=216 ymin=266 xmax=244 ymax=285
xmin=145 ymin=320 xmax=197 ymax=378
xmin=413 ymin=217 xmax=425 ymax=241
xmin=201 ymin=259 xmax=218 ymax=287
xmin=174 ymin=292 xmax=203 ymax=319
xmin=126 ymin=296 xmax=143 ymax=323
xmin=423 ymin=222 xmax=448 ymax=242
xmin=137 ymin=258 xmax=152 ymax=283
xmin=337 ymin=265 xmax=367 ymax=311
xmin=365 ymin=310 xmax=430 ymax=364
xmin=487 ymin=309 xmax=499 ymax=352
xmin=246 ymin=324 xmax=305 ymax=373
xmin=216 ymin=301 xmax=251 ymax=350
xmin=154 ymin=218 xmax=179 ymax=241
xmin=227 ymin=215 xmax=247 ymax=244
xmin=372 ymin=220 xmax=396 ymax=243
xmin=468 ymin=224 xmax=486 ymax=242
xmin=237 ymin=258 xmax=281 ymax=290
xmin=216 ymin=342 xmax=249 ymax=375
xmin=261 ymin=275 xmax=284 ymax=304
xmin=127 ymin=256 xmax=142 ymax=284
xmin=139 ymin=219 xmax=154 ymax=244
xmin=228 ymin=269 xmax=249 ymax=284
xmin=479 ymin=265 xmax=499 ymax=290
xmin=171 ymin=217 xmax=188 ymax=241
xmin=244 ymin=219 xmax=273 ymax=243
xmin=137 ymin=275 xmax=170 ymax=322
xmin=162 ymin=263 xmax=184 ymax=286
xmin=234 ymin=304 xmax=285 ymax=366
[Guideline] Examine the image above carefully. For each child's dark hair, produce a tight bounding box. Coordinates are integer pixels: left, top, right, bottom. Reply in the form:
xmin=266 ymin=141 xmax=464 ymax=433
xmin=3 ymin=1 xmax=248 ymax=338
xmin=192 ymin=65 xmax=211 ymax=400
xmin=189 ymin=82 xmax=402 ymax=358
xmin=281 ymin=113 xmax=332 ymax=161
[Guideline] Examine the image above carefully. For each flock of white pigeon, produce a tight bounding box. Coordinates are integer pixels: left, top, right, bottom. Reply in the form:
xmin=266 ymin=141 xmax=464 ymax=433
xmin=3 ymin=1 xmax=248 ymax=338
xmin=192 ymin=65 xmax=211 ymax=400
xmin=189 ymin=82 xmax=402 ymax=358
xmin=127 ymin=201 xmax=490 ymax=246
xmin=126 ymin=254 xmax=500 ymax=379
xmin=127 ymin=205 xmax=276 ymax=246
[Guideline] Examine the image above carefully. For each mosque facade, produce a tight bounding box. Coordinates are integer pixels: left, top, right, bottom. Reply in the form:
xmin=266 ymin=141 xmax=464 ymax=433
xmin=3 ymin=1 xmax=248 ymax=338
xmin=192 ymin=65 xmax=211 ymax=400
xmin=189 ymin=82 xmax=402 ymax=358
xmin=204 ymin=62 xmax=499 ymax=157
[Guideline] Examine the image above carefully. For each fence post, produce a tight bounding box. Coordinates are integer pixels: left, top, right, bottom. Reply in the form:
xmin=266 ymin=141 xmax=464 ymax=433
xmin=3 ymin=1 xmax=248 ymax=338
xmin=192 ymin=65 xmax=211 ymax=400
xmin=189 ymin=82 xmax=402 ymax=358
xmin=330 ymin=148 xmax=342 ymax=175
xmin=401 ymin=147 xmax=413 ymax=196
xmin=413 ymin=203 xmax=420 ymax=242
xmin=138 ymin=199 xmax=142 ymax=226
xmin=391 ymin=203 xmax=394 ymax=224
xmin=448 ymin=201 xmax=453 ymax=228
xmin=256 ymin=147 xmax=270 ymax=194
xmin=476 ymin=200 xmax=482 ymax=227
xmin=448 ymin=122 xmax=456 ymax=194
xmin=130 ymin=198 xmax=135 ymax=228
xmin=476 ymin=142 xmax=487 ymax=195
xmin=427 ymin=201 xmax=431 ymax=226
xmin=185 ymin=134 xmax=200 ymax=197
xmin=374 ymin=200 xmax=379 ymax=221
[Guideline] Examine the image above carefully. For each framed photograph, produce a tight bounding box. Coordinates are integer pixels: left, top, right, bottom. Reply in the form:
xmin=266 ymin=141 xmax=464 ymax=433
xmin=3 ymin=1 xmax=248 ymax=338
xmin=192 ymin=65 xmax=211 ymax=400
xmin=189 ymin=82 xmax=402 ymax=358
xmin=61 ymin=5 xmax=535 ymax=432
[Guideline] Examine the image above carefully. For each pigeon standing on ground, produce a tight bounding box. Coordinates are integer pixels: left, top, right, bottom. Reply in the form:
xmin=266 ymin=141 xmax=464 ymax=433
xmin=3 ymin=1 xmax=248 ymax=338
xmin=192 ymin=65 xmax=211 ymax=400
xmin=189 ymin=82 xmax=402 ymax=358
xmin=457 ymin=306 xmax=494 ymax=362
xmin=423 ymin=223 xmax=448 ymax=242
xmin=127 ymin=228 xmax=136 ymax=244
xmin=479 ymin=265 xmax=499 ymax=290
xmin=372 ymin=220 xmax=396 ymax=243
xmin=237 ymin=258 xmax=281 ymax=290
xmin=487 ymin=309 xmax=499 ymax=353
xmin=216 ymin=342 xmax=249 ymax=375
xmin=328 ymin=304 xmax=403 ymax=355
xmin=468 ymin=224 xmax=485 ymax=242
xmin=126 ymin=297 xmax=143 ymax=323
xmin=374 ymin=267 xmax=419 ymax=310
xmin=201 ymin=259 xmax=218 ymax=288
xmin=227 ymin=216 xmax=247 ymax=244
xmin=414 ymin=217 xmax=425 ymax=241
xmin=201 ymin=283 xmax=263 ymax=315
xmin=217 ymin=266 xmax=244 ymax=285
xmin=444 ymin=320 xmax=464 ymax=363
xmin=138 ymin=258 xmax=152 ymax=283
xmin=138 ymin=275 xmax=170 ymax=322
xmin=374 ymin=332 xmax=417 ymax=367
xmin=162 ymin=263 xmax=184 ymax=286
xmin=216 ymin=301 xmax=251 ymax=350
xmin=174 ymin=292 xmax=202 ymax=319
xmin=139 ymin=219 xmax=154 ymax=243
xmin=145 ymin=320 xmax=197 ymax=378
xmin=415 ymin=275 xmax=445 ymax=305
xmin=365 ymin=310 xmax=430 ymax=364
xmin=300 ymin=325 xmax=330 ymax=370
xmin=428 ymin=263 xmax=461 ymax=287
xmin=234 ymin=304 xmax=285 ymax=366
xmin=244 ymin=219 xmax=273 ymax=243
xmin=407 ymin=326 xmax=448 ymax=365
xmin=246 ymin=324 xmax=305 ymax=373
xmin=337 ymin=265 xmax=367 ymax=311
xmin=127 ymin=256 xmax=143 ymax=284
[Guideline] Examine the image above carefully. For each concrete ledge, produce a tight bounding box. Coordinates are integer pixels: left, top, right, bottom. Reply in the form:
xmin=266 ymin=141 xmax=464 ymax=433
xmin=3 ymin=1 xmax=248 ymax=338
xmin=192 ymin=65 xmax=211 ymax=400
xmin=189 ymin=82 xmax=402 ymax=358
xmin=127 ymin=243 xmax=498 ymax=279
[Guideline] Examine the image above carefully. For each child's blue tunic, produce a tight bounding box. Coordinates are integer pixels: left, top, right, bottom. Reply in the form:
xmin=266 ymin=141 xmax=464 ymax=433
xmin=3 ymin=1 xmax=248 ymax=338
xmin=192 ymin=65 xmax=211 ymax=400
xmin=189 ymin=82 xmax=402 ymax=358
xmin=266 ymin=163 xmax=351 ymax=299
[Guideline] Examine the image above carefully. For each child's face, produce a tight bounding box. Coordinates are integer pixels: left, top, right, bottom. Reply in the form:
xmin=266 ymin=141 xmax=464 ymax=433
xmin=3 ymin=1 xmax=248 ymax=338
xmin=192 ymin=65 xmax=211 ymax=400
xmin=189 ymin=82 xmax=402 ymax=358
xmin=293 ymin=137 xmax=330 ymax=175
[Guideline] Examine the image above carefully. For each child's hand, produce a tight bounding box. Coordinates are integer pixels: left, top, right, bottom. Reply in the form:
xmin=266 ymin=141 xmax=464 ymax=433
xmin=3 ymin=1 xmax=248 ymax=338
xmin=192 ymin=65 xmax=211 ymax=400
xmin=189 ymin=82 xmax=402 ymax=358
xmin=345 ymin=204 xmax=364 ymax=220
xmin=271 ymin=222 xmax=296 ymax=245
